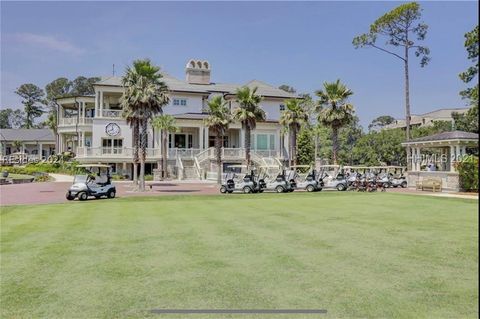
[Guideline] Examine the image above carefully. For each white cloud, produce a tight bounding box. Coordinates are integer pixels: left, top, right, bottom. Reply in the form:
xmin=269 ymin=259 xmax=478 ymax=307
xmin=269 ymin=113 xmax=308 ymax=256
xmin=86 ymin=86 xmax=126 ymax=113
xmin=8 ymin=33 xmax=85 ymax=55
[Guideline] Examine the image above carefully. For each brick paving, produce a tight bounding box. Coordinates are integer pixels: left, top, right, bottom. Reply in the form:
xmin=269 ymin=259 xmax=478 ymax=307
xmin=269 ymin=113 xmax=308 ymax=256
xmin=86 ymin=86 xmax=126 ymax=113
xmin=0 ymin=181 xmax=477 ymax=206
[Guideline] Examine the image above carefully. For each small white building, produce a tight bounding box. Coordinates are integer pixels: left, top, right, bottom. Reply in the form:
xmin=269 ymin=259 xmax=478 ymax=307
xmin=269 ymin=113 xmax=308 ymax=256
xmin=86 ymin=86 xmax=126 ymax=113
xmin=56 ymin=59 xmax=297 ymax=179
xmin=402 ymin=130 xmax=479 ymax=192
xmin=0 ymin=129 xmax=56 ymax=160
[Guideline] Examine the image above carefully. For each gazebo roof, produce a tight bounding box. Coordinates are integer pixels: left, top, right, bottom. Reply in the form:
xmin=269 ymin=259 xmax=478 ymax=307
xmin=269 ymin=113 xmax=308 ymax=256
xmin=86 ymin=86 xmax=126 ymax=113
xmin=402 ymin=130 xmax=479 ymax=146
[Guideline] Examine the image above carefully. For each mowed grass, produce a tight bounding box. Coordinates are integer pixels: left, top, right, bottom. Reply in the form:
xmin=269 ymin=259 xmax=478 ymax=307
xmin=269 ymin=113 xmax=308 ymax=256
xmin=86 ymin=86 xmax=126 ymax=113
xmin=1 ymin=193 xmax=478 ymax=319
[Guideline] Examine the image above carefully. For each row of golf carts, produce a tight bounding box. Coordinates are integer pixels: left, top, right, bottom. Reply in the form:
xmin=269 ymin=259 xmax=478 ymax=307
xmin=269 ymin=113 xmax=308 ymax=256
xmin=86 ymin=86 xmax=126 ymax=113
xmin=219 ymin=164 xmax=407 ymax=194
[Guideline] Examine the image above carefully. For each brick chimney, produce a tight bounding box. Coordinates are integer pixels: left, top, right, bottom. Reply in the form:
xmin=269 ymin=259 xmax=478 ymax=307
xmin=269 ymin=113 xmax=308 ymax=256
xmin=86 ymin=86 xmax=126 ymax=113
xmin=185 ymin=59 xmax=211 ymax=85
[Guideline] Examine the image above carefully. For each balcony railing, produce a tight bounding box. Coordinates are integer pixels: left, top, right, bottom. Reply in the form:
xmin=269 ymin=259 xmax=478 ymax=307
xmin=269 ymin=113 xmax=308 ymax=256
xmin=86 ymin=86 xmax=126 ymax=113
xmin=76 ymin=147 xmax=161 ymax=158
xmin=59 ymin=117 xmax=94 ymax=126
xmin=168 ymin=148 xmax=203 ymax=159
xmin=102 ymin=109 xmax=122 ymax=118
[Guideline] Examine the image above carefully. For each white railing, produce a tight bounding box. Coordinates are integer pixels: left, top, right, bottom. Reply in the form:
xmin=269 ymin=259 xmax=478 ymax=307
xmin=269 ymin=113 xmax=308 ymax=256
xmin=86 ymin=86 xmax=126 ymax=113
xmin=76 ymin=147 xmax=161 ymax=158
xmin=195 ymin=148 xmax=211 ymax=164
xmin=102 ymin=109 xmax=122 ymax=118
xmin=253 ymin=150 xmax=278 ymax=158
xmin=167 ymin=148 xmax=202 ymax=159
xmin=59 ymin=117 xmax=94 ymax=126
xmin=221 ymin=148 xmax=245 ymax=158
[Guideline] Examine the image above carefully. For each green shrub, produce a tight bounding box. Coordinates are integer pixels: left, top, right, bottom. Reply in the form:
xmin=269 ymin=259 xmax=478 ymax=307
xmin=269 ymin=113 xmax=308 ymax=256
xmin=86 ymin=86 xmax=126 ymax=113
xmin=144 ymin=174 xmax=153 ymax=181
xmin=1 ymin=161 xmax=84 ymax=176
xmin=111 ymin=174 xmax=126 ymax=181
xmin=34 ymin=175 xmax=52 ymax=182
xmin=456 ymin=156 xmax=479 ymax=192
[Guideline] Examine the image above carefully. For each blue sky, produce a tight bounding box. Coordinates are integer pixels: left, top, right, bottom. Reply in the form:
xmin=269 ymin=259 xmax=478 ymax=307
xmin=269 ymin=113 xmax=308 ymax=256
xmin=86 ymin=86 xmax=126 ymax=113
xmin=1 ymin=1 xmax=477 ymax=127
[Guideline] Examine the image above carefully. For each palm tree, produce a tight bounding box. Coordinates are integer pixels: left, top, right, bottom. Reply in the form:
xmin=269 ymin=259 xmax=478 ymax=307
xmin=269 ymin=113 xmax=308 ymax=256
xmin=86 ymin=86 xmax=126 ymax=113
xmin=123 ymin=108 xmax=140 ymax=185
xmin=315 ymin=80 xmax=354 ymax=165
xmin=233 ymin=86 xmax=265 ymax=168
xmin=152 ymin=115 xmax=178 ymax=180
xmin=204 ymin=96 xmax=232 ymax=184
xmin=120 ymin=59 xmax=169 ymax=191
xmin=280 ymin=99 xmax=309 ymax=166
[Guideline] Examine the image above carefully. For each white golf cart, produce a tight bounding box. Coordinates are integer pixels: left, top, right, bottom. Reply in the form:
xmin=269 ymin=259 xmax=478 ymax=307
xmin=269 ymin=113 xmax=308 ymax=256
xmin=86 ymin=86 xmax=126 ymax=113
xmin=317 ymin=165 xmax=347 ymax=191
xmin=257 ymin=165 xmax=296 ymax=193
xmin=219 ymin=165 xmax=261 ymax=194
xmin=290 ymin=165 xmax=322 ymax=192
xmin=66 ymin=164 xmax=116 ymax=201
xmin=389 ymin=166 xmax=407 ymax=188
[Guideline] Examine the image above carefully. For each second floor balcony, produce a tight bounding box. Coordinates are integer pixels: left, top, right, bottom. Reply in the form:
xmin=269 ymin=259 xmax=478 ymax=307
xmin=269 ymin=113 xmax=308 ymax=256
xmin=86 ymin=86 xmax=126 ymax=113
xmin=58 ymin=109 xmax=123 ymax=127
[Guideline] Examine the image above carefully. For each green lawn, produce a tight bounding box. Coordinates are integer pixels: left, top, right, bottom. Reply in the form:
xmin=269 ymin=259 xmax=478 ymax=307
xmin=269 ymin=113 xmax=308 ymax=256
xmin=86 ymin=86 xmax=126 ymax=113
xmin=1 ymin=193 xmax=478 ymax=319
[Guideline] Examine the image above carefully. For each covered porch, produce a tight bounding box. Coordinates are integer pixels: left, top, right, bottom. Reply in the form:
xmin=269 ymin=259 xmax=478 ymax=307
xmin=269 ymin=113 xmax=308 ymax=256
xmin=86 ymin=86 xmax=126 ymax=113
xmin=402 ymin=130 xmax=478 ymax=192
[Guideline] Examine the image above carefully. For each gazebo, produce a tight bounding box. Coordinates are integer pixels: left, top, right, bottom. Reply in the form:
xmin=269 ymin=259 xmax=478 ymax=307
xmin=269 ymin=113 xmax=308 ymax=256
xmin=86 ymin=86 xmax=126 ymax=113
xmin=402 ymin=130 xmax=478 ymax=192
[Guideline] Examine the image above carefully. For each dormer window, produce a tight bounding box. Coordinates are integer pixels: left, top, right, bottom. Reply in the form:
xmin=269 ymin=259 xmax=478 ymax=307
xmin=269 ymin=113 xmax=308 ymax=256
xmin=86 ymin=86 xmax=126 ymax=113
xmin=279 ymin=104 xmax=285 ymax=111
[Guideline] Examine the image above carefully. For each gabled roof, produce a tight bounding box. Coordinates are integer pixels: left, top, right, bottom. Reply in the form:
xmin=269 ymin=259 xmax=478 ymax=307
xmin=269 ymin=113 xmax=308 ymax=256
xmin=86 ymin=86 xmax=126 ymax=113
xmin=403 ymin=130 xmax=479 ymax=144
xmin=94 ymin=74 xmax=298 ymax=99
xmin=0 ymin=129 xmax=55 ymax=142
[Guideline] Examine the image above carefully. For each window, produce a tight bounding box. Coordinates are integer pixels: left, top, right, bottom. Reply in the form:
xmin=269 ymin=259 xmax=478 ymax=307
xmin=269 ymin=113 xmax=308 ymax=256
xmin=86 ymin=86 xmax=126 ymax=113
xmin=256 ymin=134 xmax=268 ymax=150
xmin=252 ymin=133 xmax=275 ymax=150
xmin=102 ymin=138 xmax=123 ymax=154
xmin=279 ymin=104 xmax=285 ymax=111
xmin=173 ymin=99 xmax=187 ymax=106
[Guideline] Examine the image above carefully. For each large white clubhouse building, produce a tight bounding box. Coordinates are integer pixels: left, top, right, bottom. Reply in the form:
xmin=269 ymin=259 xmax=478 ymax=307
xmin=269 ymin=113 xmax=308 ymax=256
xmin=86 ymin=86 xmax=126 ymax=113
xmin=56 ymin=59 xmax=297 ymax=179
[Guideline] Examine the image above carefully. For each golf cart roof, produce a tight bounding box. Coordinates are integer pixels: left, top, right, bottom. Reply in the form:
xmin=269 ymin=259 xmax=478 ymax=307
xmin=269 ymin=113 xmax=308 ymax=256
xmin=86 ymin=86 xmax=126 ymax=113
xmin=318 ymin=165 xmax=341 ymax=168
xmin=290 ymin=165 xmax=311 ymax=168
xmin=227 ymin=164 xmax=247 ymax=168
xmin=76 ymin=164 xmax=111 ymax=168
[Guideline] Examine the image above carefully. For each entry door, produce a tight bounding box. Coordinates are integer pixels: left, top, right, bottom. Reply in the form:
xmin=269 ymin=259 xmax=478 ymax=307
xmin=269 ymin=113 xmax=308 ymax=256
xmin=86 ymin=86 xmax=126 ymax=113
xmin=174 ymin=134 xmax=186 ymax=148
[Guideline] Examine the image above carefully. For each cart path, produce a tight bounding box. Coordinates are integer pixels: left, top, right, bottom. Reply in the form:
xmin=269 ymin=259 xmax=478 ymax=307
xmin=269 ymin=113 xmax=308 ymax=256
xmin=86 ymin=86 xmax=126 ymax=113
xmin=0 ymin=181 xmax=219 ymax=206
xmin=0 ymin=182 xmax=477 ymax=206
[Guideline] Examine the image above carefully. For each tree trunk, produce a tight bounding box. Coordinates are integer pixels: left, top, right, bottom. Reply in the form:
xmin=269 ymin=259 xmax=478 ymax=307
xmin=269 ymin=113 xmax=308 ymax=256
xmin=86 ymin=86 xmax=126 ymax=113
xmin=215 ymin=130 xmax=222 ymax=184
xmin=404 ymin=42 xmax=411 ymax=141
xmin=162 ymin=130 xmax=168 ymax=179
xmin=332 ymin=126 xmax=339 ymax=165
xmin=133 ymin=163 xmax=138 ymax=185
xmin=133 ymin=120 xmax=139 ymax=185
xmin=139 ymin=118 xmax=147 ymax=191
xmin=245 ymin=124 xmax=251 ymax=168
xmin=291 ymin=126 xmax=297 ymax=166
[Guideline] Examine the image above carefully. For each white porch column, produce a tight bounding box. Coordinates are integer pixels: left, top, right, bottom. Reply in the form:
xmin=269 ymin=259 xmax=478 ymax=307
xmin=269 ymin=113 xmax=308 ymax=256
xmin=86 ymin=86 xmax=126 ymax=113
xmin=81 ymin=102 xmax=85 ymax=124
xmin=449 ymin=145 xmax=455 ymax=172
xmin=239 ymin=129 xmax=245 ymax=148
xmin=38 ymin=143 xmax=43 ymax=159
xmin=95 ymin=91 xmax=99 ymax=117
xmin=99 ymin=91 xmax=104 ymax=117
xmin=415 ymin=147 xmax=420 ymax=171
xmin=199 ymin=126 xmax=204 ymax=149
xmin=204 ymin=127 xmax=209 ymax=148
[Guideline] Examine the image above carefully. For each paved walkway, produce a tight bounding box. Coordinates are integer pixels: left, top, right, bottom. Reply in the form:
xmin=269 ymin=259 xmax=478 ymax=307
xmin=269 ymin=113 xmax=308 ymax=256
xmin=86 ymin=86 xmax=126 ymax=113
xmin=49 ymin=173 xmax=74 ymax=182
xmin=0 ymin=180 xmax=477 ymax=206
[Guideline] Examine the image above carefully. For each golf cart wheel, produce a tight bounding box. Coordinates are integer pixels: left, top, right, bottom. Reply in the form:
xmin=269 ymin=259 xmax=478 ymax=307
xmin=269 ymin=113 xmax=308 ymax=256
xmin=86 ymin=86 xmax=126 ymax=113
xmin=66 ymin=193 xmax=74 ymax=201
xmin=306 ymin=185 xmax=315 ymax=192
xmin=401 ymin=181 xmax=407 ymax=188
xmin=107 ymin=190 xmax=116 ymax=198
xmin=78 ymin=192 xmax=88 ymax=201
xmin=220 ymin=186 xmax=227 ymax=194
xmin=336 ymin=184 xmax=346 ymax=191
xmin=317 ymin=187 xmax=323 ymax=192
xmin=243 ymin=186 xmax=252 ymax=194
xmin=275 ymin=185 xmax=284 ymax=193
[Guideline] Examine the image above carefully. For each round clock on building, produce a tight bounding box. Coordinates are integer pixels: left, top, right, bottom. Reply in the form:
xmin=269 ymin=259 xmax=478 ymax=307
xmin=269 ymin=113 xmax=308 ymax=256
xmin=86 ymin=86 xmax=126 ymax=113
xmin=105 ymin=123 xmax=121 ymax=136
